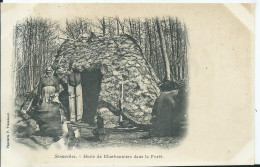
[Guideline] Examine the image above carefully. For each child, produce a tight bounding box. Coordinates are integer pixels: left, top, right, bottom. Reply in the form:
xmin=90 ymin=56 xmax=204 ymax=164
xmin=92 ymin=112 xmax=105 ymax=141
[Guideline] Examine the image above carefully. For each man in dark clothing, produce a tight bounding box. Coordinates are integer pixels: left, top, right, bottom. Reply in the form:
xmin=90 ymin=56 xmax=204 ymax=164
xmin=58 ymin=83 xmax=70 ymax=118
xmin=151 ymin=81 xmax=179 ymax=137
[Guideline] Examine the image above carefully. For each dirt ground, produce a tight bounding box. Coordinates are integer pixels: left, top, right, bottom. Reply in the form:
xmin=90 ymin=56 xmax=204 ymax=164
xmin=69 ymin=122 xmax=186 ymax=149
xmin=15 ymin=121 xmax=187 ymax=149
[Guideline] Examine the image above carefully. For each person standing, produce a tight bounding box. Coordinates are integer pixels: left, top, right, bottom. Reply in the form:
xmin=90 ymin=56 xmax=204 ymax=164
xmin=68 ymin=69 xmax=83 ymax=122
xmin=38 ymin=67 xmax=60 ymax=107
xmin=93 ymin=112 xmax=105 ymax=141
xmin=151 ymin=81 xmax=178 ymax=137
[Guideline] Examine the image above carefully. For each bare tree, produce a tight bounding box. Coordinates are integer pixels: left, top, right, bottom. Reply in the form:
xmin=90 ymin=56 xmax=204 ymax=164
xmin=14 ymin=18 xmax=59 ymax=97
xmin=155 ymin=17 xmax=171 ymax=82
xmin=153 ymin=21 xmax=160 ymax=78
xmin=98 ymin=17 xmax=106 ymax=36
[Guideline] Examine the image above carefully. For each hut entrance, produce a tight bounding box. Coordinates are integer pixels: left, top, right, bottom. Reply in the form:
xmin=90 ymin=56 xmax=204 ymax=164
xmin=81 ymin=69 xmax=103 ymax=124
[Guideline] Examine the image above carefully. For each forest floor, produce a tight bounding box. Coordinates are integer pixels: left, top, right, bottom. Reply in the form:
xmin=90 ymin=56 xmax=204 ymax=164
xmin=15 ymin=121 xmax=187 ymax=150
xmin=70 ymin=122 xmax=185 ymax=149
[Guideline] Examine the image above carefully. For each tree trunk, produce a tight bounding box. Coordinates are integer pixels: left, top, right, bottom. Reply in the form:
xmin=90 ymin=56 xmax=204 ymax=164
xmin=153 ymin=22 xmax=160 ymax=78
xmin=102 ymin=17 xmax=106 ymax=36
xmin=119 ymin=19 xmax=125 ymax=34
xmin=138 ymin=19 xmax=141 ymax=46
xmin=169 ymin=18 xmax=176 ymax=79
xmin=13 ymin=26 xmax=18 ymax=97
xmin=146 ymin=21 xmax=153 ymax=64
xmin=183 ymin=24 xmax=189 ymax=81
xmin=156 ymin=18 xmax=171 ymax=81
xmin=129 ymin=18 xmax=133 ymax=35
xmin=116 ymin=18 xmax=120 ymax=35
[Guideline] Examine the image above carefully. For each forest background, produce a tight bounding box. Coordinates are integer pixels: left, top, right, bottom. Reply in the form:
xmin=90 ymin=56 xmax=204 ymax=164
xmin=13 ymin=17 xmax=189 ymax=102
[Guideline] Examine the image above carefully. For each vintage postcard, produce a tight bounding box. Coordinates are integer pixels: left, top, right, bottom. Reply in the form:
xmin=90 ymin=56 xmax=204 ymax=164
xmin=1 ymin=3 xmax=254 ymax=166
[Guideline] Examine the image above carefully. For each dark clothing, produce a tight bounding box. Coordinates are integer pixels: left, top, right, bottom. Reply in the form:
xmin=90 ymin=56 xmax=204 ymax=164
xmin=97 ymin=115 xmax=104 ymax=128
xmin=151 ymin=90 xmax=179 ymax=136
xmin=59 ymin=89 xmax=69 ymax=117
xmin=68 ymin=72 xmax=81 ymax=86
xmin=93 ymin=115 xmax=105 ymax=141
xmin=36 ymin=107 xmax=63 ymax=139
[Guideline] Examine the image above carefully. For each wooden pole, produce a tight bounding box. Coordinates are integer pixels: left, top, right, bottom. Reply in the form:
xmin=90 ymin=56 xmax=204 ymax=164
xmin=119 ymin=81 xmax=124 ymax=123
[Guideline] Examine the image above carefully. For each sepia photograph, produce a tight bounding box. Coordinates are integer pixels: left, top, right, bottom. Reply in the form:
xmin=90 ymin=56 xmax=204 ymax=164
xmin=1 ymin=3 xmax=254 ymax=166
xmin=12 ymin=16 xmax=189 ymax=149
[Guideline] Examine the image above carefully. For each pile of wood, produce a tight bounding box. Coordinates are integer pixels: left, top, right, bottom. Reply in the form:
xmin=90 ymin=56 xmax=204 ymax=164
xmin=54 ymin=34 xmax=161 ymax=125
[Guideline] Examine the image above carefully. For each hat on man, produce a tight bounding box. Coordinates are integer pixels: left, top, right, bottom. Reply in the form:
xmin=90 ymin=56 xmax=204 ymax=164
xmin=159 ymin=80 xmax=177 ymax=92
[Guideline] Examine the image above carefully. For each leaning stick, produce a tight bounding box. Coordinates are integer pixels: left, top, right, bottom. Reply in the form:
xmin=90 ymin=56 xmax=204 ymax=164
xmin=119 ymin=81 xmax=124 ymax=122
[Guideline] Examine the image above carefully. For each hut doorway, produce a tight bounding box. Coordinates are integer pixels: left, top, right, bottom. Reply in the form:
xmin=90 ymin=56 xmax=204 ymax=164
xmin=81 ymin=69 xmax=103 ymax=124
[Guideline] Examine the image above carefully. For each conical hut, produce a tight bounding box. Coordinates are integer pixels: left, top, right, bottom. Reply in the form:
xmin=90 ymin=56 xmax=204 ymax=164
xmin=53 ymin=34 xmax=160 ymax=127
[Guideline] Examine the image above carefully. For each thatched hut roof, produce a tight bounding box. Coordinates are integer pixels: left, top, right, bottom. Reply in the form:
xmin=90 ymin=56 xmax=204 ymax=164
xmin=53 ymin=34 xmax=160 ymax=125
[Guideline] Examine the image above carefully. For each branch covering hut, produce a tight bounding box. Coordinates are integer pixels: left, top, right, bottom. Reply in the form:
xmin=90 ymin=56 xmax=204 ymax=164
xmin=53 ymin=34 xmax=160 ymax=127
